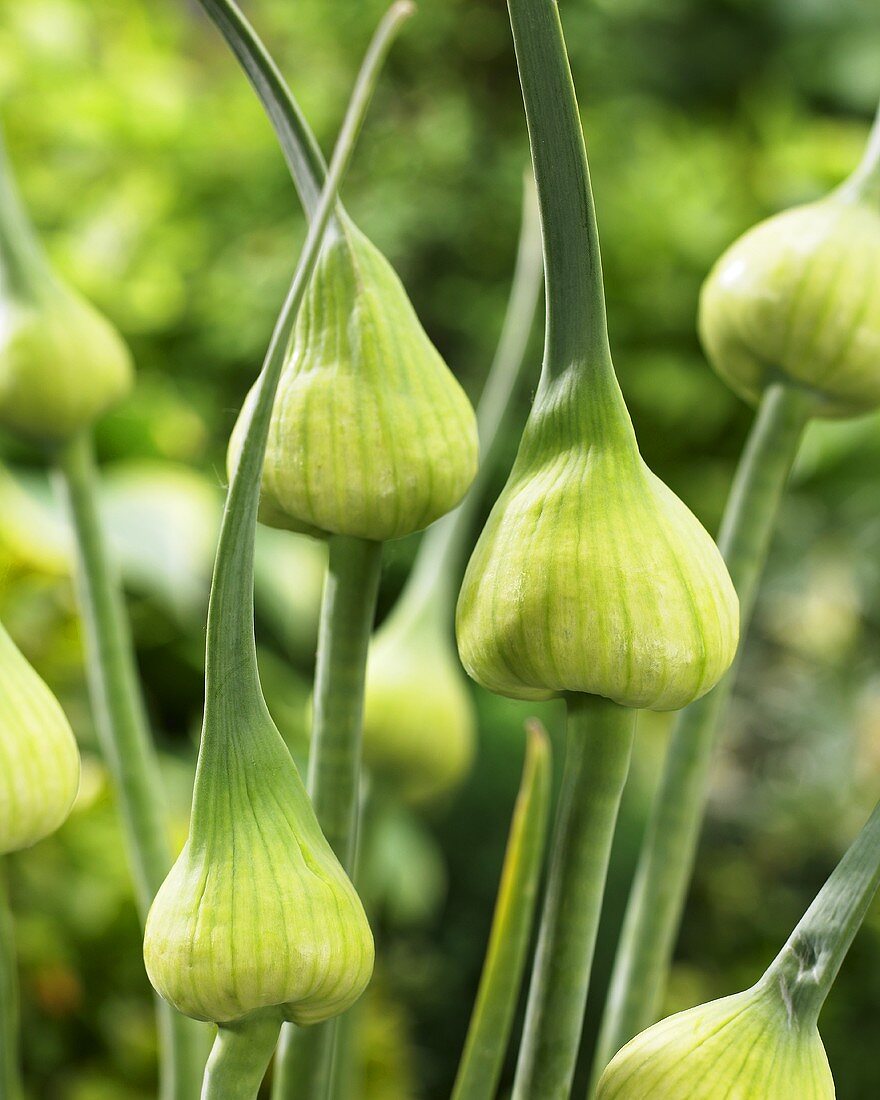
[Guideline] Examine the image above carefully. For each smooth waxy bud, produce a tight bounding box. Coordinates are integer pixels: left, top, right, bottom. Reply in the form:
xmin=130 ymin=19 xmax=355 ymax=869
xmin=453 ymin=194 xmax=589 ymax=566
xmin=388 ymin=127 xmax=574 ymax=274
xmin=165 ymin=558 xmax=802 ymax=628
xmin=0 ymin=620 xmax=80 ymax=853
xmin=0 ymin=133 xmax=133 ymax=444
xmin=144 ymin=703 xmax=374 ymax=1025
xmin=596 ymin=983 xmax=834 ymax=1100
xmin=700 ymin=125 xmax=880 ymax=419
xmin=229 ymin=216 xmax=478 ymax=541
xmin=363 ymin=600 xmax=475 ymax=804
xmin=456 ymin=371 xmax=739 ymax=709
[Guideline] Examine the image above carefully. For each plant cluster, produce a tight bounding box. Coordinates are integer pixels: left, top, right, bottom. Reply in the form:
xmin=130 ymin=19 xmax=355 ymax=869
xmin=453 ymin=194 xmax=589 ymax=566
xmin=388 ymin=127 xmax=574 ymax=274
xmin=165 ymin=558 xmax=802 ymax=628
xmin=1 ymin=1 xmax=880 ymax=1098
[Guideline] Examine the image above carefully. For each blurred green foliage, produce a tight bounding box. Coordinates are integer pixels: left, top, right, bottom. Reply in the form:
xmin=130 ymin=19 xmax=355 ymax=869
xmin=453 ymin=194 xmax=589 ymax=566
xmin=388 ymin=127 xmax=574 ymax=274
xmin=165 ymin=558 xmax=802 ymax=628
xmin=1 ymin=0 xmax=880 ymax=1096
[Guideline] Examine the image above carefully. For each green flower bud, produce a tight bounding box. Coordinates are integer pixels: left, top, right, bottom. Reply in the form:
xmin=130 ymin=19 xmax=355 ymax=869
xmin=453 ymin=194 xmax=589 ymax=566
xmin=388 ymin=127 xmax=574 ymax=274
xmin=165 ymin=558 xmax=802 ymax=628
xmin=0 ymin=620 xmax=80 ymax=853
xmin=363 ymin=601 xmax=476 ymax=804
xmin=456 ymin=373 xmax=739 ymax=709
xmin=229 ymin=216 xmax=478 ymax=541
xmin=596 ymin=983 xmax=834 ymax=1100
xmin=699 ymin=113 xmax=880 ymax=420
xmin=0 ymin=132 xmax=133 ymax=444
xmin=143 ymin=705 xmax=374 ymax=1025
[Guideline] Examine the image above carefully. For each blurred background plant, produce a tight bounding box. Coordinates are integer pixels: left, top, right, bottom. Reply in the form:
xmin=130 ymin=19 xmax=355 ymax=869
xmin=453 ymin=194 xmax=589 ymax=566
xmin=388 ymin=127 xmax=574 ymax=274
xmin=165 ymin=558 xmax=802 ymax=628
xmin=1 ymin=0 xmax=880 ymax=1096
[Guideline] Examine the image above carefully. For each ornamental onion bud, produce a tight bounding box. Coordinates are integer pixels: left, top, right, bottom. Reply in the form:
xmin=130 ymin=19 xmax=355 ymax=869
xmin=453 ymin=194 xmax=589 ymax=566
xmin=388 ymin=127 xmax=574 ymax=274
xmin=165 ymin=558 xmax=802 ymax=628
xmin=362 ymin=594 xmax=475 ymax=804
xmin=143 ymin=704 xmax=374 ymax=1025
xmin=699 ymin=109 xmax=880 ymax=419
xmin=456 ymin=372 xmax=739 ymax=710
xmin=0 ymin=620 xmax=80 ymax=853
xmin=0 ymin=129 xmax=133 ymax=445
xmin=228 ymin=215 xmax=478 ymax=541
xmin=595 ymin=983 xmax=833 ymax=1100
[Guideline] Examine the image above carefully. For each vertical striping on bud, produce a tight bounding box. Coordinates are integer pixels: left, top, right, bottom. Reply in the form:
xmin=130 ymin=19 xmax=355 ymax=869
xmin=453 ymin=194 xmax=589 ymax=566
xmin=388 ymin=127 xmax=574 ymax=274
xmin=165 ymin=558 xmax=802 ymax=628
xmin=0 ymin=620 xmax=79 ymax=857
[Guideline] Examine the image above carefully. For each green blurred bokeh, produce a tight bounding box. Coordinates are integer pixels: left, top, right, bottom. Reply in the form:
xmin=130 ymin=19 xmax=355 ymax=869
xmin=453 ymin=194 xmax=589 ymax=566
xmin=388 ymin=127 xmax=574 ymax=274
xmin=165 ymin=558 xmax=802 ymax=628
xmin=1 ymin=0 xmax=880 ymax=1096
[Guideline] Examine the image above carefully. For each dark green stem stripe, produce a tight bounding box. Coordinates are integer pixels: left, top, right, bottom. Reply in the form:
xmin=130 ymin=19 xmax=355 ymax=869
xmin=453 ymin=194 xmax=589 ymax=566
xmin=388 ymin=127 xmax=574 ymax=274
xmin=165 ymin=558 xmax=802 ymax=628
xmin=513 ymin=695 xmax=635 ymax=1100
xmin=452 ymin=720 xmax=552 ymax=1100
xmin=195 ymin=0 xmax=327 ymax=220
xmin=0 ymin=862 xmax=22 ymax=1100
xmin=591 ymin=383 xmax=812 ymax=1086
xmin=201 ymin=1014 xmax=282 ymax=1100
xmin=507 ymin=0 xmax=610 ymax=376
xmin=765 ymin=797 xmax=880 ymax=1024
xmin=55 ymin=434 xmax=205 ymax=1100
xmin=272 ymin=536 xmax=383 ymax=1100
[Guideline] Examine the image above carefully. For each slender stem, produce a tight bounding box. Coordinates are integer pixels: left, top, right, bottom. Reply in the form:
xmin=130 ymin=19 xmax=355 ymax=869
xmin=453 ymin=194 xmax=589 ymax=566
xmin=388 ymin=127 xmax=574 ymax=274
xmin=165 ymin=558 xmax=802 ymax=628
xmin=452 ymin=721 xmax=552 ymax=1100
xmin=0 ymin=862 xmax=23 ymax=1100
xmin=513 ymin=695 xmax=635 ymax=1100
xmin=507 ymin=0 xmax=611 ymax=382
xmin=591 ymin=383 xmax=812 ymax=1086
xmin=191 ymin=7 xmax=413 ymax=1097
xmin=764 ymin=797 xmax=880 ymax=1025
xmin=395 ymin=172 xmax=543 ymax=629
xmin=272 ymin=536 xmax=383 ymax=1100
xmin=194 ymin=0 xmax=327 ymax=220
xmin=201 ymin=1014 xmax=283 ymax=1100
xmin=0 ymin=124 xmax=53 ymax=297
xmin=54 ymin=433 xmax=205 ymax=1100
xmin=836 ymin=95 xmax=880 ymax=206
xmin=308 ymin=537 xmax=383 ymax=868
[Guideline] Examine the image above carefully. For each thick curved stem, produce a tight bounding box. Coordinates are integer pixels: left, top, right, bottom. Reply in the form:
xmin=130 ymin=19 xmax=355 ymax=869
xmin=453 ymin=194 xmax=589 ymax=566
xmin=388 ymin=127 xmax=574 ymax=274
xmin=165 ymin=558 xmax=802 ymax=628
xmin=591 ymin=383 xmax=812 ymax=1087
xmin=513 ymin=695 xmax=635 ymax=1100
xmin=0 ymin=862 xmax=23 ymax=1100
xmin=54 ymin=433 xmax=205 ymax=1100
xmin=201 ymin=1015 xmax=282 ymax=1100
xmin=273 ymin=535 xmax=383 ymax=1100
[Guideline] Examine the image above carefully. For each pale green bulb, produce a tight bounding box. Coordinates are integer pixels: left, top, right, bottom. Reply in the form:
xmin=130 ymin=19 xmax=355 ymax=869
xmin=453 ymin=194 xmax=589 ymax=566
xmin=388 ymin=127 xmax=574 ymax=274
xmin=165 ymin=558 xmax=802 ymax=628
xmin=0 ymin=283 xmax=133 ymax=443
xmin=456 ymin=373 xmax=739 ymax=709
xmin=228 ymin=216 xmax=478 ymax=541
xmin=363 ymin=610 xmax=476 ymax=804
xmin=699 ymin=196 xmax=880 ymax=419
xmin=0 ymin=620 xmax=80 ymax=853
xmin=143 ymin=703 xmax=373 ymax=1026
xmin=596 ymin=983 xmax=834 ymax=1099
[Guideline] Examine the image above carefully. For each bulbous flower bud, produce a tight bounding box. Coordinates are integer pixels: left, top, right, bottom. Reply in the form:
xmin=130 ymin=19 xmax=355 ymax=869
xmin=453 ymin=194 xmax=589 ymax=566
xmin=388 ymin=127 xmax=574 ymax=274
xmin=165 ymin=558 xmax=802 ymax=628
xmin=0 ymin=621 xmax=80 ymax=853
xmin=699 ymin=184 xmax=880 ymax=419
xmin=143 ymin=707 xmax=374 ymax=1026
xmin=229 ymin=217 xmax=478 ymax=541
xmin=456 ymin=376 xmax=739 ymax=709
xmin=363 ymin=607 xmax=476 ymax=804
xmin=0 ymin=284 xmax=134 ymax=444
xmin=0 ymin=135 xmax=133 ymax=445
xmin=596 ymin=983 xmax=834 ymax=1099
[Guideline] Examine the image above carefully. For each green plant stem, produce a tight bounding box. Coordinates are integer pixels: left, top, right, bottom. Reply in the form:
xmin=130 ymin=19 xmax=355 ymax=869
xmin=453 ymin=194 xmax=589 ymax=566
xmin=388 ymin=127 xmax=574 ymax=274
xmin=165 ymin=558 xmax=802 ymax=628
xmin=55 ymin=432 xmax=204 ymax=1100
xmin=201 ymin=1015 xmax=283 ymax=1100
xmin=764 ymin=797 xmax=880 ymax=1023
xmin=591 ymin=382 xmax=813 ymax=1086
xmin=190 ymin=4 xmax=412 ymax=1096
xmin=513 ymin=695 xmax=635 ymax=1100
xmin=394 ymin=172 xmax=543 ymax=631
xmin=506 ymin=0 xmax=611 ymax=383
xmin=452 ymin=720 xmax=551 ymax=1100
xmin=0 ymin=862 xmax=22 ymax=1100
xmin=272 ymin=536 xmax=383 ymax=1100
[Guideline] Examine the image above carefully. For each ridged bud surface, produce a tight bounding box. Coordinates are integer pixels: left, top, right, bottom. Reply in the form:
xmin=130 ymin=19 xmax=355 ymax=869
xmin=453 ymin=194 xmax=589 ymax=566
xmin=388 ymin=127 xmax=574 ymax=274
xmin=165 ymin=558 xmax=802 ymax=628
xmin=700 ymin=195 xmax=880 ymax=419
xmin=596 ymin=984 xmax=834 ymax=1099
xmin=144 ymin=705 xmax=373 ymax=1025
xmin=0 ymin=621 xmax=80 ymax=853
xmin=457 ymin=373 xmax=739 ymax=709
xmin=229 ymin=217 xmax=478 ymax=541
